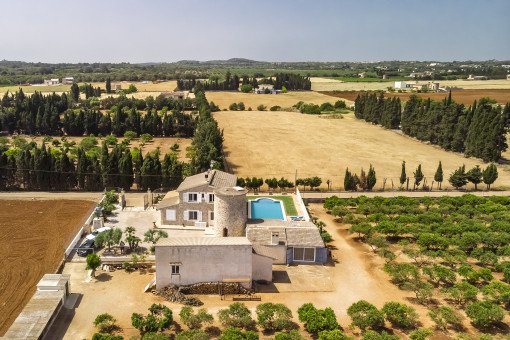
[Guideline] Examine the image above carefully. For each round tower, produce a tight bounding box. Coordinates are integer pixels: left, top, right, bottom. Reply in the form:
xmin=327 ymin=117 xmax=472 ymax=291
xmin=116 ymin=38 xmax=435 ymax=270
xmin=214 ymin=187 xmax=247 ymax=237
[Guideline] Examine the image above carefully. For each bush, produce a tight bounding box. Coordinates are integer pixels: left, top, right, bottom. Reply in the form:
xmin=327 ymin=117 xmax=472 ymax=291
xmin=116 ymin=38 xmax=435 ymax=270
xmin=93 ymin=313 xmax=117 ymax=333
xmin=334 ymin=100 xmax=347 ymax=109
xmin=131 ymin=303 xmax=173 ymax=333
xmin=179 ymin=306 xmax=213 ymax=329
xmin=409 ymin=328 xmax=433 ymax=340
xmin=465 ymin=300 xmax=504 ymax=327
xmin=229 ymin=103 xmax=238 ymax=111
xmin=297 ymin=303 xmax=338 ymax=334
xmin=255 ymin=303 xmax=292 ymax=331
xmin=123 ymin=131 xmax=137 ymax=141
xmin=361 ymin=330 xmax=398 ymax=340
xmin=219 ymin=327 xmax=259 ymax=340
xmin=381 ymin=302 xmax=418 ymax=328
xmin=274 ymin=330 xmax=304 ymax=340
xmin=176 ymin=329 xmax=210 ymax=340
xmin=257 ymin=104 xmax=267 ymax=111
xmin=270 ymin=105 xmax=281 ymax=111
xmin=92 ymin=334 xmax=123 ymax=340
xmin=347 ymin=300 xmax=384 ymax=331
xmin=142 ymin=333 xmax=171 ymax=340
xmin=238 ymin=102 xmax=245 ymax=111
xmin=428 ymin=306 xmax=462 ymax=330
xmin=240 ymin=84 xmax=252 ymax=93
xmin=317 ymin=329 xmax=351 ymax=340
xmin=218 ymin=302 xmax=253 ymax=329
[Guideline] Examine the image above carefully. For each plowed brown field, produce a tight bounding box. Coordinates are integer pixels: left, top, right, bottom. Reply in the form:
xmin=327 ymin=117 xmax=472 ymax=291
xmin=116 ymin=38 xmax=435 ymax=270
xmin=0 ymin=200 xmax=95 ymax=336
xmin=320 ymin=89 xmax=510 ymax=105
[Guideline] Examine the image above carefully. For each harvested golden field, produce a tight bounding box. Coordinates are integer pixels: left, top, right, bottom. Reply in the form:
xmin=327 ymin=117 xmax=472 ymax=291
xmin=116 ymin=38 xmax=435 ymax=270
xmin=24 ymin=136 xmax=192 ymax=162
xmin=310 ymin=77 xmax=510 ymax=92
xmin=205 ymin=91 xmax=347 ymax=111
xmin=89 ymin=81 xmax=178 ymax=92
xmin=0 ymin=200 xmax=95 ymax=336
xmin=0 ymin=84 xmax=71 ymax=94
xmin=214 ymin=110 xmax=510 ymax=190
xmin=321 ymin=89 xmax=510 ymax=106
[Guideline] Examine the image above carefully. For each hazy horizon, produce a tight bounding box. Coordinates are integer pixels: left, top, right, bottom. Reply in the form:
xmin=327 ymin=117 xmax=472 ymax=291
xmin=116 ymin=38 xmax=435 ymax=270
xmin=1 ymin=0 xmax=509 ymax=63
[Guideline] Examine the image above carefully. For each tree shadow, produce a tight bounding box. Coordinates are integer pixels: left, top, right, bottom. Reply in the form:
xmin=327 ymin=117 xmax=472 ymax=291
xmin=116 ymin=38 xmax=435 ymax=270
xmin=205 ymin=325 xmax=221 ymax=337
xmin=95 ymin=273 xmax=112 ymax=282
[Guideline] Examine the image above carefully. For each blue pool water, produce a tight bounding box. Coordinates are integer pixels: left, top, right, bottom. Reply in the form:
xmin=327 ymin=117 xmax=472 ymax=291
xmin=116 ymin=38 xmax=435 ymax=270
xmin=250 ymin=198 xmax=285 ymax=220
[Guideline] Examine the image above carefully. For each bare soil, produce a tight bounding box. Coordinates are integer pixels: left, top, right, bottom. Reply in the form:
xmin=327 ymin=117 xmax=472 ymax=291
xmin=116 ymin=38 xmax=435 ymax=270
xmin=320 ymin=89 xmax=510 ymax=106
xmin=0 ymin=200 xmax=96 ymax=336
xmin=214 ymin=110 xmax=510 ymax=190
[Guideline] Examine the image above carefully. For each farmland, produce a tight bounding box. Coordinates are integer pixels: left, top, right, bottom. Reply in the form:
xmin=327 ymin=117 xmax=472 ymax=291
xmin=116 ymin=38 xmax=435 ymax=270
xmin=321 ymin=89 xmax=510 ymax=106
xmin=214 ymin=110 xmax=510 ymax=190
xmin=205 ymin=91 xmax=345 ymax=111
xmin=0 ymin=199 xmax=96 ymax=336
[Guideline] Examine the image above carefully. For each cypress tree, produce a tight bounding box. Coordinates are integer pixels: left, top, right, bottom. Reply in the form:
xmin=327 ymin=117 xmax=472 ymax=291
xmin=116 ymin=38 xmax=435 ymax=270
xmin=413 ymin=164 xmax=424 ymax=189
xmin=70 ymin=83 xmax=80 ymax=102
xmin=466 ymin=165 xmax=483 ymax=190
xmin=118 ymin=149 xmax=134 ymax=190
xmin=133 ymin=150 xmax=143 ymax=190
xmin=448 ymin=165 xmax=468 ymax=189
xmin=367 ymin=164 xmax=376 ymax=190
xmin=434 ymin=161 xmax=444 ymax=189
xmin=482 ymin=163 xmax=498 ymax=190
xmin=359 ymin=168 xmax=367 ymax=191
xmin=100 ymin=142 xmax=109 ymax=187
xmin=399 ymin=161 xmax=407 ymax=189
xmin=60 ymin=151 xmax=76 ymax=190
xmin=106 ymin=77 xmax=111 ymax=94
xmin=344 ymin=168 xmax=352 ymax=191
xmin=76 ymin=148 xmax=88 ymax=190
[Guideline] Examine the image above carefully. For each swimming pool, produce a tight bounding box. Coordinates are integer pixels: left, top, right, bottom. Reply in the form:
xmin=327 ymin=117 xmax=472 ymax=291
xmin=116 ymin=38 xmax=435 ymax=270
xmin=249 ymin=198 xmax=286 ymax=220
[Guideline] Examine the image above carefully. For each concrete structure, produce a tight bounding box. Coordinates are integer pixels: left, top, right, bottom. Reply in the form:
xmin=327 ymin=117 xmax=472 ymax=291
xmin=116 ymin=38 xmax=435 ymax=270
xmin=254 ymin=85 xmax=280 ymax=94
xmin=162 ymin=91 xmax=188 ymax=100
xmin=429 ymin=82 xmax=440 ymax=91
xmin=157 ymin=170 xmax=237 ymax=227
xmin=43 ymin=79 xmax=59 ymax=86
xmin=394 ymin=81 xmax=412 ymax=89
xmin=114 ymin=83 xmax=122 ymax=91
xmin=358 ymin=72 xmax=366 ymax=78
xmin=214 ymin=186 xmax=247 ymax=237
xmin=1 ymin=274 xmax=70 ymax=340
xmin=155 ymin=237 xmax=269 ymax=289
xmin=246 ymin=220 xmax=327 ymax=265
xmin=61 ymin=77 xmax=74 ymax=85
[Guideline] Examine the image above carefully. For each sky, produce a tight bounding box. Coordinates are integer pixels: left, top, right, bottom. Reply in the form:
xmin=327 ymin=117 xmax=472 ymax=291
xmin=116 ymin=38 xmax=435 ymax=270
xmin=1 ymin=0 xmax=509 ymax=63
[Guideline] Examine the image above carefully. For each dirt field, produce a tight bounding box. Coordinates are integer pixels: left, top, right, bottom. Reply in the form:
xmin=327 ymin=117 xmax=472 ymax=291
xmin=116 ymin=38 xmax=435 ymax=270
xmin=205 ymin=91 xmax=347 ymax=111
xmin=14 ymin=136 xmax=193 ymax=163
xmin=214 ymin=110 xmax=510 ymax=190
xmin=311 ymin=77 xmax=510 ymax=92
xmin=0 ymin=200 xmax=96 ymax=336
xmin=321 ymin=89 xmax=510 ymax=106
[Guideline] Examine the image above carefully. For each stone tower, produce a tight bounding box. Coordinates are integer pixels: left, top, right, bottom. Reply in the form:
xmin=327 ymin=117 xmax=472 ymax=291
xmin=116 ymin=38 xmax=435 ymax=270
xmin=214 ymin=187 xmax=247 ymax=237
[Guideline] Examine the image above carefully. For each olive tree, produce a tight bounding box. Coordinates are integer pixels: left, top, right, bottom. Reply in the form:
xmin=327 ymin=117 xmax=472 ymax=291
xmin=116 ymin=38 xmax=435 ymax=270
xmin=347 ymin=300 xmax=384 ymax=331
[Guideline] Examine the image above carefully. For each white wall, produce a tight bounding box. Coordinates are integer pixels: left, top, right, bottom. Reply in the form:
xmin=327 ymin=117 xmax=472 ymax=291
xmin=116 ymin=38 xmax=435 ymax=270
xmin=156 ymin=245 xmax=253 ymax=288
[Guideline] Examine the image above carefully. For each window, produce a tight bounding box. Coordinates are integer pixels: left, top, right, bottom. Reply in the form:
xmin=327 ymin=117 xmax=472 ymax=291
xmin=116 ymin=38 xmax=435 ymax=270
xmin=209 ymin=211 xmax=214 ymax=221
xmin=171 ymin=265 xmax=180 ymax=274
xmin=208 ymin=193 xmax=215 ymax=203
xmin=188 ymin=211 xmax=198 ymax=220
xmin=188 ymin=193 xmax=198 ymax=202
xmin=271 ymin=232 xmax=279 ymax=245
xmin=293 ymin=247 xmax=315 ymax=262
xmin=165 ymin=209 xmax=176 ymax=221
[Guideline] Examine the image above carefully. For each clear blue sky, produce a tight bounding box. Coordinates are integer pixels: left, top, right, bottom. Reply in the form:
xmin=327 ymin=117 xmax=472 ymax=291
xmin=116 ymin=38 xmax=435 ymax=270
xmin=1 ymin=0 xmax=509 ymax=63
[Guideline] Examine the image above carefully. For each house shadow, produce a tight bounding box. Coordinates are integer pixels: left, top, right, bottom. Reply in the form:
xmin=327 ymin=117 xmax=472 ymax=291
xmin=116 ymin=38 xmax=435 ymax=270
xmin=272 ymin=270 xmax=291 ymax=283
xmin=95 ymin=273 xmax=112 ymax=282
xmin=45 ymin=293 xmax=83 ymax=339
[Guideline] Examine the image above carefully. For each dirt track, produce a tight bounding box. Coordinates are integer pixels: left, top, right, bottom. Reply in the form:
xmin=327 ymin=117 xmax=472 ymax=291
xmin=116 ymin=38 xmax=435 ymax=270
xmin=0 ymin=200 xmax=95 ymax=336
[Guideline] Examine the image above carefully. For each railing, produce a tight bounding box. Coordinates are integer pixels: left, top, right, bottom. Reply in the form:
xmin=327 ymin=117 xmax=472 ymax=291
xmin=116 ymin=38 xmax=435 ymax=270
xmin=295 ymin=188 xmax=311 ymax=222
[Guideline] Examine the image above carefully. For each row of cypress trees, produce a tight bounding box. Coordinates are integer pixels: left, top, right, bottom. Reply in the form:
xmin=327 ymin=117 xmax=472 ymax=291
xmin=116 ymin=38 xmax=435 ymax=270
xmin=354 ymin=92 xmax=510 ymax=162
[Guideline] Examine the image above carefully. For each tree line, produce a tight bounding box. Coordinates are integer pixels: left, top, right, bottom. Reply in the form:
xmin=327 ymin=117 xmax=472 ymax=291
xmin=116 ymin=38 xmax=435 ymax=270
xmin=0 ymin=89 xmax=224 ymax=191
xmin=354 ymin=92 xmax=510 ymax=162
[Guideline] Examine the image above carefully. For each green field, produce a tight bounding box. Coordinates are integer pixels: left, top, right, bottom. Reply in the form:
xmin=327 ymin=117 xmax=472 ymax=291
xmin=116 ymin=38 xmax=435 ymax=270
xmin=0 ymin=84 xmax=71 ymax=93
xmin=247 ymin=195 xmax=298 ymax=216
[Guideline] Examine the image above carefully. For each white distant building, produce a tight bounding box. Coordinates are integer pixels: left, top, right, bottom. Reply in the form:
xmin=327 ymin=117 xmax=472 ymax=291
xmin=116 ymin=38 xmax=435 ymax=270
xmin=394 ymin=81 xmax=412 ymax=89
xmin=61 ymin=77 xmax=74 ymax=85
xmin=43 ymin=79 xmax=59 ymax=86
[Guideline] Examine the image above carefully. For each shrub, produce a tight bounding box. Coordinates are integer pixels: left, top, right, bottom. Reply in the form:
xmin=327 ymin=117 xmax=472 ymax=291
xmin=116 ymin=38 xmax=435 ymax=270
xmin=361 ymin=330 xmax=398 ymax=340
xmin=142 ymin=333 xmax=171 ymax=340
xmin=409 ymin=328 xmax=433 ymax=340
xmin=176 ymin=329 xmax=210 ymax=340
xmin=92 ymin=334 xmax=123 ymax=340
xmin=219 ymin=327 xmax=259 ymax=340
xmin=240 ymin=84 xmax=252 ymax=93
xmin=334 ymin=100 xmax=347 ymax=109
xmin=179 ymin=306 xmax=213 ymax=329
xmin=123 ymin=131 xmax=137 ymax=141
xmin=218 ymin=302 xmax=253 ymax=329
xmin=257 ymin=104 xmax=267 ymax=111
xmin=381 ymin=302 xmax=418 ymax=328
xmin=229 ymin=103 xmax=238 ymax=111
xmin=347 ymin=300 xmax=384 ymax=331
xmin=255 ymin=303 xmax=292 ymax=331
xmin=93 ymin=313 xmax=117 ymax=333
xmin=238 ymin=102 xmax=245 ymax=111
xmin=428 ymin=306 xmax=462 ymax=330
xmin=274 ymin=330 xmax=304 ymax=340
xmin=270 ymin=105 xmax=281 ymax=111
xmin=297 ymin=303 xmax=338 ymax=334
xmin=131 ymin=303 xmax=173 ymax=333
xmin=317 ymin=329 xmax=351 ymax=340
xmin=465 ymin=300 xmax=504 ymax=327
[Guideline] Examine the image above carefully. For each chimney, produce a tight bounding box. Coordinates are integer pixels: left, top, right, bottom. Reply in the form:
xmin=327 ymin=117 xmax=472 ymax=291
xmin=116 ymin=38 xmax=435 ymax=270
xmin=205 ymin=169 xmax=210 ymax=179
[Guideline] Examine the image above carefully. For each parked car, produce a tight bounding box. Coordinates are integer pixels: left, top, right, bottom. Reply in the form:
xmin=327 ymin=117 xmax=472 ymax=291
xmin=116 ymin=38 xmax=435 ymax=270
xmin=77 ymin=238 xmax=95 ymax=257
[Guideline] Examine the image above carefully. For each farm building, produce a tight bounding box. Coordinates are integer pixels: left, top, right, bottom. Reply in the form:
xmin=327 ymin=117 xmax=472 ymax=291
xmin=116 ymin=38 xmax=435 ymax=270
xmin=155 ymin=237 xmax=272 ymax=289
xmin=43 ymin=79 xmax=59 ymax=86
xmin=61 ymin=77 xmax=74 ymax=85
xmin=254 ymin=85 xmax=282 ymax=94
xmin=246 ymin=220 xmax=327 ymax=265
xmin=162 ymin=91 xmax=188 ymax=99
xmin=394 ymin=81 xmax=413 ymax=89
xmin=156 ymin=170 xmax=238 ymax=228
